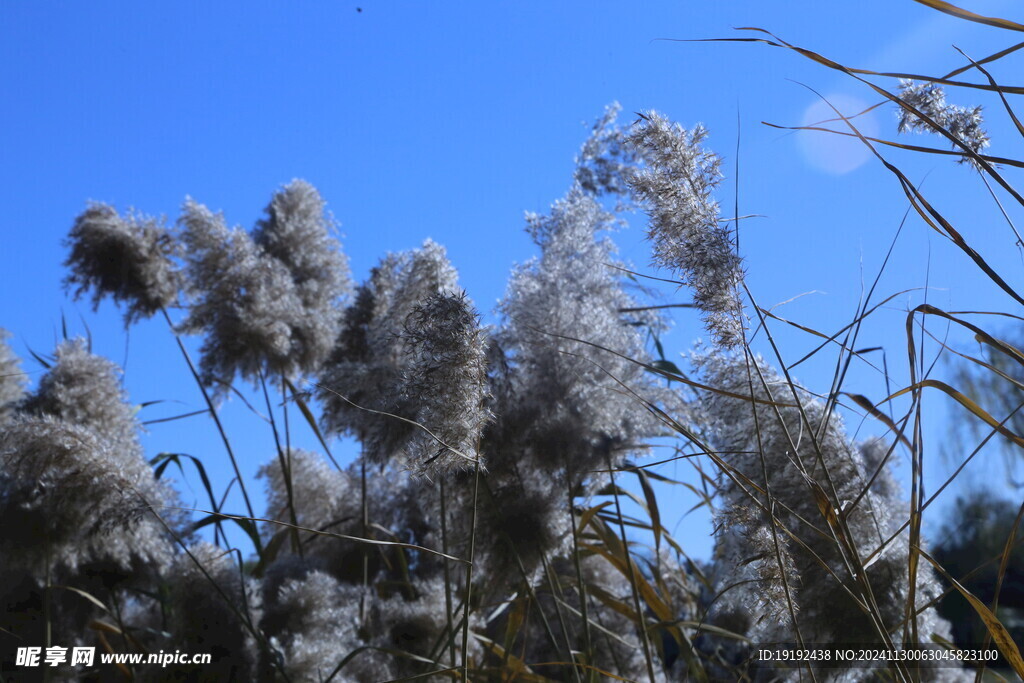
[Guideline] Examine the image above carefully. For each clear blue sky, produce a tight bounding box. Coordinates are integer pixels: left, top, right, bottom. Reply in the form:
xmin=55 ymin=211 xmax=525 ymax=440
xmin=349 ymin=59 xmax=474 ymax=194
xmin=3 ymin=1 xmax=1021 ymax=560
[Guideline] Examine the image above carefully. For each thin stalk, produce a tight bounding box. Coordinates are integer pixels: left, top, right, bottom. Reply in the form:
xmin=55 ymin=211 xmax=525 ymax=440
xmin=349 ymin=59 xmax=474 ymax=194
xmin=480 ymin=474 xmax=565 ymax=668
xmin=43 ymin=547 xmax=51 ymax=683
xmin=259 ymin=369 xmax=302 ymax=556
xmin=512 ymin=552 xmax=562 ymax=669
xmin=604 ymin=451 xmax=657 ymax=683
xmin=738 ymin=326 xmax=808 ymax=667
xmin=153 ymin=511 xmax=292 ymax=682
xmin=743 ymin=285 xmax=906 ymax=669
xmin=159 ymin=307 xmax=255 ymax=547
xmin=360 ymin=458 xmax=369 ymax=627
xmin=461 ymin=459 xmax=481 ymax=681
xmin=567 ymin=480 xmax=595 ymax=682
xmin=281 ymin=376 xmax=293 ymax=536
xmin=440 ymin=479 xmax=457 ymax=668
xmin=539 ymin=551 xmax=583 ymax=683
xmin=44 ymin=543 xmax=52 ymax=649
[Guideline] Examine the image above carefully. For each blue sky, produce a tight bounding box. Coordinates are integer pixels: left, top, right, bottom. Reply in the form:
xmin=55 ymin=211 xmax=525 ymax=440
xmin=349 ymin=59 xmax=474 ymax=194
xmin=2 ymin=1 xmax=1022 ymax=560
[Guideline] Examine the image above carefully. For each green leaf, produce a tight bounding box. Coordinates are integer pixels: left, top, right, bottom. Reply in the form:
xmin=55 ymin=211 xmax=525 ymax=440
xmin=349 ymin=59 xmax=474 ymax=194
xmin=650 ymin=359 xmax=684 ymax=377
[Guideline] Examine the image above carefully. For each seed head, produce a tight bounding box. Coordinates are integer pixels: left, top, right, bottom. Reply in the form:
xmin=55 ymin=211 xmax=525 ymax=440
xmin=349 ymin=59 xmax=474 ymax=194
xmin=496 ymin=185 xmax=663 ymax=481
xmin=178 ymin=198 xmax=317 ymax=388
xmin=65 ymin=203 xmax=181 ymax=323
xmin=699 ymin=351 xmax=959 ymax=649
xmin=897 ymin=80 xmax=989 ymax=161
xmin=627 ymin=112 xmax=746 ymax=348
xmin=402 ymin=291 xmax=491 ymax=475
xmin=318 ymin=240 xmax=459 ymax=463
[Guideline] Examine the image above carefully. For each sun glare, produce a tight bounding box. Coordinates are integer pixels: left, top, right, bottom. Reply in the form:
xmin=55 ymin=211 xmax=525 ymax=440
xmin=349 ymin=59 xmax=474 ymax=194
xmin=798 ymin=93 xmax=880 ymax=175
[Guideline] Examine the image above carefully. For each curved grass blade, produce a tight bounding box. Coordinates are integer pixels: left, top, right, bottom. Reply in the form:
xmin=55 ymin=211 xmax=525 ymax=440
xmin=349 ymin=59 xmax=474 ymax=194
xmin=913 ymin=0 xmax=1024 ymax=32
xmin=918 ymin=548 xmax=1024 ymax=678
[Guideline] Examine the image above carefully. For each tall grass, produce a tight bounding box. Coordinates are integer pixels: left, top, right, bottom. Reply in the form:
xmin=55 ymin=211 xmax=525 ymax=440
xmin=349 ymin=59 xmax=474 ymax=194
xmin=2 ymin=3 xmax=1024 ymax=681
